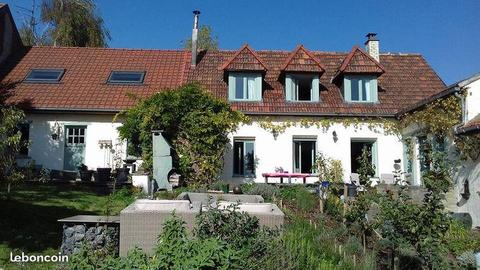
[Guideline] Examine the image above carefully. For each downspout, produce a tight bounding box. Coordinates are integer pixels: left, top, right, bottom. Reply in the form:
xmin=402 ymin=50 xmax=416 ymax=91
xmin=453 ymin=88 xmax=465 ymax=133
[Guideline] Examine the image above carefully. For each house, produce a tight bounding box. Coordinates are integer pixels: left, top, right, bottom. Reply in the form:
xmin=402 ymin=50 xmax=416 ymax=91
xmin=1 ymin=5 xmax=447 ymax=185
xmin=398 ymin=73 xmax=480 ymax=226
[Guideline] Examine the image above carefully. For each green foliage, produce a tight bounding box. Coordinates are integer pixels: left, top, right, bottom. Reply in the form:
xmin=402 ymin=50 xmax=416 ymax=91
xmin=262 ymin=220 xmax=376 ymax=270
xmin=325 ymin=194 xmax=344 ymax=220
xmin=243 ymin=183 xmax=280 ymax=201
xmin=195 ymin=203 xmax=262 ymax=248
xmin=184 ymin=25 xmax=219 ymax=51
xmin=357 ymin=146 xmax=375 ymax=186
xmin=41 ymin=0 xmax=111 ymax=47
xmin=117 ymin=83 xmax=244 ymax=185
xmin=280 ymin=186 xmax=317 ymax=212
xmin=0 ymin=106 xmax=28 ymax=196
xmin=315 ymin=151 xmax=344 ymax=183
xmin=444 ymin=220 xmax=480 ymax=256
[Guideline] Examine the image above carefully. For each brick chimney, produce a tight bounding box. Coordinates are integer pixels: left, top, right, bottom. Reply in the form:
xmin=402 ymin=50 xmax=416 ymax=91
xmin=365 ymin=33 xmax=379 ymax=62
xmin=191 ymin=10 xmax=200 ymax=67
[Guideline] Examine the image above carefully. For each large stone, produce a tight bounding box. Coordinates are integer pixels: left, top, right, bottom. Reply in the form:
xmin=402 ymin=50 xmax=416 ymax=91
xmin=64 ymin=227 xmax=74 ymax=237
xmin=74 ymin=233 xmax=85 ymax=241
xmin=74 ymin=225 xmax=86 ymax=234
xmin=95 ymin=226 xmax=103 ymax=235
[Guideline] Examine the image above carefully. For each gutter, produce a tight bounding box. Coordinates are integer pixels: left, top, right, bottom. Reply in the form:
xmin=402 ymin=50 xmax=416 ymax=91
xmin=242 ymin=111 xmax=396 ymax=118
xmin=26 ymin=107 xmax=121 ymax=114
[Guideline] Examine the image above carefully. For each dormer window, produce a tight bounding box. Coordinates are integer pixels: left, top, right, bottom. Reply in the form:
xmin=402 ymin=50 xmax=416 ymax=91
xmin=108 ymin=71 xmax=145 ymax=84
xmin=343 ymin=75 xmax=378 ymax=103
xmin=25 ymin=69 xmax=64 ymax=83
xmin=228 ymin=72 xmax=262 ymax=101
xmin=285 ymin=73 xmax=320 ymax=102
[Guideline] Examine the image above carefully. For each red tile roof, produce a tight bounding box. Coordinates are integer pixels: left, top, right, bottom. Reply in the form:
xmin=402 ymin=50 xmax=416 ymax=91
xmin=1 ymin=46 xmax=190 ymax=111
xmin=1 ymin=45 xmax=445 ymax=116
xmin=190 ymin=49 xmax=445 ymax=116
xmin=456 ymin=114 xmax=480 ymax=134
xmin=219 ymin=44 xmax=267 ymax=71
xmin=281 ymin=45 xmax=325 ymax=73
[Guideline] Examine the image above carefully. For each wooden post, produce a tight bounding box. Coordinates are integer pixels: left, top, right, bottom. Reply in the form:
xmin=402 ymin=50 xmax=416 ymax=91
xmin=264 ymin=176 xmax=268 ymax=183
xmin=280 ymin=177 xmax=283 ymax=184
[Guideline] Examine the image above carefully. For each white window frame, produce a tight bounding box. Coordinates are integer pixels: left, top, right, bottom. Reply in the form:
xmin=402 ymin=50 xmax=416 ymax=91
xmin=233 ymin=138 xmax=256 ymax=177
xmin=292 ymin=137 xmax=317 ymax=173
xmin=285 ymin=73 xmax=320 ymax=102
xmin=228 ymin=73 xmax=262 ymax=101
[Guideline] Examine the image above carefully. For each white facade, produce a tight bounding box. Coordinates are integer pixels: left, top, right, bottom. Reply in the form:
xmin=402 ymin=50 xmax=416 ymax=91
xmin=23 ymin=113 xmax=126 ymax=171
xmin=447 ymin=76 xmax=480 ymax=226
xmin=221 ymin=116 xmax=404 ymax=185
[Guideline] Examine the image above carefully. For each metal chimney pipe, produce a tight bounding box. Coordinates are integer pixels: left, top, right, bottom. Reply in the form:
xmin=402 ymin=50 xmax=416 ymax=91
xmin=191 ymin=10 xmax=200 ymax=67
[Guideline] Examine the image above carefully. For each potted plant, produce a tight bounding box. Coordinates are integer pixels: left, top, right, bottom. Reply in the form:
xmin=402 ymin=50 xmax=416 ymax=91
xmin=78 ymin=164 xmax=94 ymax=182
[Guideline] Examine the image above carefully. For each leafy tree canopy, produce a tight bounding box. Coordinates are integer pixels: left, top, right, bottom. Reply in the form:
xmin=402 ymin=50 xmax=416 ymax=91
xmin=184 ymin=25 xmax=218 ymax=51
xmin=20 ymin=0 xmax=110 ymax=47
xmin=117 ymin=83 xmax=244 ymax=185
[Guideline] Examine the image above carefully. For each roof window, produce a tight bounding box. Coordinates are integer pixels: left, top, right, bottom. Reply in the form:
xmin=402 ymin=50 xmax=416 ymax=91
xmin=25 ymin=69 xmax=65 ymax=82
xmin=108 ymin=71 xmax=145 ymax=84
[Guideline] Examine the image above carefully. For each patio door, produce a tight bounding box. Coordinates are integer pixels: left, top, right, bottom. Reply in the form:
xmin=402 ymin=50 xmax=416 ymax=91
xmin=64 ymin=126 xmax=87 ymax=171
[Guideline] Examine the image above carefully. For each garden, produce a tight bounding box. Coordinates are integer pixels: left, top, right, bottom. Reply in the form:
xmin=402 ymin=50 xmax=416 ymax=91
xmin=2 ymin=83 xmax=480 ymax=269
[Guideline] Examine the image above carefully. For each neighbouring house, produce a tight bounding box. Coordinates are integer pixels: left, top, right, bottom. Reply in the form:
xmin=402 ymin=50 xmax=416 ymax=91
xmin=1 ymin=5 xmax=448 ymax=186
xmin=397 ymin=73 xmax=480 ymax=226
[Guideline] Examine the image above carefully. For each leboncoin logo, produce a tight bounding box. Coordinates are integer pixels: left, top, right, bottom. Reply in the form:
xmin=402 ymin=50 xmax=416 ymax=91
xmin=10 ymin=252 xmax=69 ymax=263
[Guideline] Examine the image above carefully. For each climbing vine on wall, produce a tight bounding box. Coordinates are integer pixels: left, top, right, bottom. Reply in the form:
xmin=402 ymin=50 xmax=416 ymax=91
xmin=254 ymin=116 xmax=400 ymax=137
xmin=398 ymin=91 xmax=480 ymax=161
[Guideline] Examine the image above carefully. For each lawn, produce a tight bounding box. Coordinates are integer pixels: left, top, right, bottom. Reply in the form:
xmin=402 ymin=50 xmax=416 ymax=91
xmin=0 ymin=183 xmax=137 ymax=269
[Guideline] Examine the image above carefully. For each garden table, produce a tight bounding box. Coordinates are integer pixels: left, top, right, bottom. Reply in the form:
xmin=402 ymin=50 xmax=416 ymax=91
xmin=262 ymin=172 xmax=313 ymax=184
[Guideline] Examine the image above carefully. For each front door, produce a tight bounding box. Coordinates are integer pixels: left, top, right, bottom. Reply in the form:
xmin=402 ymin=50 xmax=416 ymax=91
xmin=64 ymin=126 xmax=87 ymax=171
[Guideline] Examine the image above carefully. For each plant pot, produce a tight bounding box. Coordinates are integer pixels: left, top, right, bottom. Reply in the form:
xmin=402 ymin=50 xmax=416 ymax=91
xmin=79 ymin=170 xmax=94 ymax=182
xmin=232 ymin=186 xmax=242 ymax=194
xmin=96 ymin=168 xmax=112 ymax=182
xmin=347 ymin=184 xmax=357 ymax=197
xmin=115 ymin=168 xmax=130 ymax=183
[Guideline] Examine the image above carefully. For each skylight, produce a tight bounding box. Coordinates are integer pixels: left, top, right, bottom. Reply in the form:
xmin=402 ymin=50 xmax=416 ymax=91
xmin=25 ymin=69 xmax=65 ymax=82
xmin=108 ymin=71 xmax=145 ymax=84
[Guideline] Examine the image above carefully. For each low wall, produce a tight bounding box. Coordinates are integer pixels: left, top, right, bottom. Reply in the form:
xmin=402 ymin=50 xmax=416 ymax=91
xmin=58 ymin=215 xmax=120 ymax=255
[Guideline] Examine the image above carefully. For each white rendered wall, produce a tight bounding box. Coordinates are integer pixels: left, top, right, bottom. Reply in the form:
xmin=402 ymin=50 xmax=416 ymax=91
xmin=221 ymin=116 xmax=404 ymax=185
xmin=465 ymin=78 xmax=480 ymax=122
xmin=26 ymin=113 xmax=126 ymax=171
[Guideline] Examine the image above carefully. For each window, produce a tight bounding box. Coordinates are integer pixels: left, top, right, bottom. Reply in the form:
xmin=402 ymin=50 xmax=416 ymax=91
xmin=285 ymin=74 xmax=319 ymax=102
xmin=293 ymin=138 xmax=316 ymax=173
xmin=108 ymin=71 xmax=145 ymax=84
xmin=350 ymin=139 xmax=378 ymax=177
xmin=25 ymin=69 xmax=64 ymax=82
xmin=343 ymin=75 xmax=378 ymax=102
xmin=19 ymin=123 xmax=30 ymax=156
xmin=233 ymin=139 xmax=255 ymax=177
xmin=66 ymin=127 xmax=86 ymax=145
xmin=228 ymin=73 xmax=262 ymax=101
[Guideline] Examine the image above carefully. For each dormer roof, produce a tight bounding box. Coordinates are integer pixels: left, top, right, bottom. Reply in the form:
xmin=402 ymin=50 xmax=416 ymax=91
xmin=219 ymin=44 xmax=267 ymax=71
xmin=281 ymin=45 xmax=325 ymax=73
xmin=332 ymin=46 xmax=385 ymax=82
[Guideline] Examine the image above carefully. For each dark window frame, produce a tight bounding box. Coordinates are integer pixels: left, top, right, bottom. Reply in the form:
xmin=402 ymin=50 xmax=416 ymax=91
xmin=233 ymin=138 xmax=255 ymax=177
xmin=107 ymin=71 xmax=146 ymax=84
xmin=24 ymin=69 xmax=65 ymax=83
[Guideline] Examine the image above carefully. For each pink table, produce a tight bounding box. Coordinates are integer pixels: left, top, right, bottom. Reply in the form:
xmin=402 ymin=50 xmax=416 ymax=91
xmin=262 ymin=172 xmax=312 ymax=184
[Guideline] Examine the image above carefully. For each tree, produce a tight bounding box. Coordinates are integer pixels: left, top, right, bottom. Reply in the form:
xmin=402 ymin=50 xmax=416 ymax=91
xmin=41 ymin=0 xmax=110 ymax=47
xmin=117 ymin=83 xmax=243 ymax=185
xmin=183 ymin=25 xmax=218 ymax=51
xmin=357 ymin=146 xmax=375 ymax=186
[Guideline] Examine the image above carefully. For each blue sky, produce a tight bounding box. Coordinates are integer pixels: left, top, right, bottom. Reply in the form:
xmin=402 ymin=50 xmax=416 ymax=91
xmin=5 ymin=0 xmax=479 ymax=84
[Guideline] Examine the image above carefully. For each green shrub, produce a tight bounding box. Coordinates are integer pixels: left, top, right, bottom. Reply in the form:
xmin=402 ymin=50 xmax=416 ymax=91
xmin=325 ymin=194 xmax=343 ymax=220
xmin=280 ymin=186 xmax=317 ymax=212
xmin=243 ymin=183 xmax=279 ymax=201
xmin=444 ymin=219 xmax=480 ymax=256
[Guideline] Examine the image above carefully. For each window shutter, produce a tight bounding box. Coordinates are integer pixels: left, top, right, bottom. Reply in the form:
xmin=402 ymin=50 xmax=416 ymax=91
xmin=311 ymin=75 xmax=320 ymax=102
xmin=228 ymin=74 xmax=236 ymax=101
xmin=343 ymin=77 xmax=352 ymax=102
xmin=370 ymin=78 xmax=378 ymax=102
xmin=285 ymin=75 xmax=293 ymax=101
xmin=254 ymin=75 xmax=262 ymax=101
